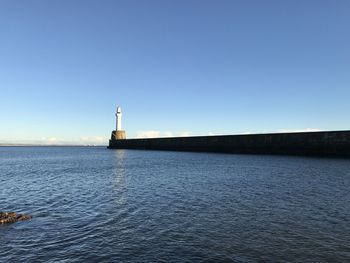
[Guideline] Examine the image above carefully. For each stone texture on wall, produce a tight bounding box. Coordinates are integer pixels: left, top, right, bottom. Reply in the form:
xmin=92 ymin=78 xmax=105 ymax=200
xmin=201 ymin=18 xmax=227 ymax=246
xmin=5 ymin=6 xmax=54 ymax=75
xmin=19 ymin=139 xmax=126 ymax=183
xmin=111 ymin=130 xmax=126 ymax=140
xmin=108 ymin=130 xmax=350 ymax=158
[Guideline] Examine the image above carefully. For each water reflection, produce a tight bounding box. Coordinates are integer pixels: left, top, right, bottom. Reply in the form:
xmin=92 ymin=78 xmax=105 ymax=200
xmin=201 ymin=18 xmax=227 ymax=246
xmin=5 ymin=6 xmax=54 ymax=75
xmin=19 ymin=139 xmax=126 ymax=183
xmin=112 ymin=150 xmax=126 ymax=205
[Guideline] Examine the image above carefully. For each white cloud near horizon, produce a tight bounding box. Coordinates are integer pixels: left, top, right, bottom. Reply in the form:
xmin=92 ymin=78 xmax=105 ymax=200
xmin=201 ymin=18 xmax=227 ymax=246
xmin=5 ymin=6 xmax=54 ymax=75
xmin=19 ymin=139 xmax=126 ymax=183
xmin=38 ymin=136 xmax=108 ymax=145
xmin=1 ymin=129 xmax=324 ymax=145
xmin=40 ymin=136 xmax=108 ymax=145
xmin=136 ymin=131 xmax=192 ymax=138
xmin=0 ymin=136 xmax=109 ymax=145
xmin=135 ymin=128 xmax=323 ymax=139
xmin=79 ymin=136 xmax=107 ymax=144
xmin=276 ymin=128 xmax=322 ymax=133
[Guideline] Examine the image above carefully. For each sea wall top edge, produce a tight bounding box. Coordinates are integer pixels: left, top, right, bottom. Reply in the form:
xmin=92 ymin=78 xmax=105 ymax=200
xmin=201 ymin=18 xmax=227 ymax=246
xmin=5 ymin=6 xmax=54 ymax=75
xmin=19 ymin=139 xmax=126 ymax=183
xmin=111 ymin=130 xmax=350 ymax=142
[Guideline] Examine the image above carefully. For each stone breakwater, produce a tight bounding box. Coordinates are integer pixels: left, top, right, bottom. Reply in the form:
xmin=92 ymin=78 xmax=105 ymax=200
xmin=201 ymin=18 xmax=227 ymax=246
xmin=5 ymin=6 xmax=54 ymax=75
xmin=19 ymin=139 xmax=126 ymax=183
xmin=0 ymin=212 xmax=32 ymax=224
xmin=108 ymin=130 xmax=350 ymax=158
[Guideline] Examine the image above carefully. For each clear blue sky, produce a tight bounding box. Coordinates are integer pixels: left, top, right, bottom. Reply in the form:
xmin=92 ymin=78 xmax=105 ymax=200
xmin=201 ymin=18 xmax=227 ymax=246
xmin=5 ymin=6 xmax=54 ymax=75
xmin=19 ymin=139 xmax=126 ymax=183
xmin=0 ymin=1 xmax=349 ymax=145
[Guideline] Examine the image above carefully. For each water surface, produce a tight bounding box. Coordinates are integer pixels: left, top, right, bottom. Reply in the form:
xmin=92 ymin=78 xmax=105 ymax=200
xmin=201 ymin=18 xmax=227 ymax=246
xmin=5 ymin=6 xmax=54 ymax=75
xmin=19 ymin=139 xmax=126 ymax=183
xmin=1 ymin=147 xmax=349 ymax=262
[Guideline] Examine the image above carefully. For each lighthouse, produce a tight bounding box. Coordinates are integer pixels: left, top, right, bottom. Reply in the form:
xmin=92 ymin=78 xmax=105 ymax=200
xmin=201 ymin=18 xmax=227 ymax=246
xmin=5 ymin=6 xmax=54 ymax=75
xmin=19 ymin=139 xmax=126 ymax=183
xmin=111 ymin=105 xmax=126 ymax=140
xmin=116 ymin=106 xmax=122 ymax=131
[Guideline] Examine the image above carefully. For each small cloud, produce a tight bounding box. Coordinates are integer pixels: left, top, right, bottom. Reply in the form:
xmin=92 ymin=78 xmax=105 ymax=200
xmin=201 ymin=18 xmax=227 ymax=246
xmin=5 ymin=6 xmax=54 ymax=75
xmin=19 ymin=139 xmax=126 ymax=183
xmin=39 ymin=136 xmax=107 ymax=145
xmin=179 ymin=131 xmax=191 ymax=137
xmin=163 ymin=131 xmax=174 ymax=137
xmin=80 ymin=136 xmax=107 ymax=144
xmin=40 ymin=137 xmax=67 ymax=145
xmin=136 ymin=131 xmax=161 ymax=138
xmin=241 ymin=131 xmax=253 ymax=135
xmin=277 ymin=128 xmax=322 ymax=133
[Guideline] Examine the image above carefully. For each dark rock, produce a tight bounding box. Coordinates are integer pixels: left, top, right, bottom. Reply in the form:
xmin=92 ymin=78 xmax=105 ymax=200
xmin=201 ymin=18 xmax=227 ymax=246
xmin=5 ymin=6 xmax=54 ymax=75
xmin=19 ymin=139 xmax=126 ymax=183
xmin=0 ymin=212 xmax=32 ymax=224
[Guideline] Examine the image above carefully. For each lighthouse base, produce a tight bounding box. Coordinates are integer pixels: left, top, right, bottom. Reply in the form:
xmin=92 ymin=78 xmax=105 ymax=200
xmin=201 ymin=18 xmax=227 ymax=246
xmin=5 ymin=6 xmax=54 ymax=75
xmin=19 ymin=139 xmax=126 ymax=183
xmin=111 ymin=130 xmax=126 ymax=140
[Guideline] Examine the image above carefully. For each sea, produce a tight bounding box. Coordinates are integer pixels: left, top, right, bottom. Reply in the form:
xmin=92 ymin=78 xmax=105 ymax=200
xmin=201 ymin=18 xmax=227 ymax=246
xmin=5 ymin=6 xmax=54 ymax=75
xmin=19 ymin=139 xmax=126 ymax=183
xmin=0 ymin=146 xmax=349 ymax=262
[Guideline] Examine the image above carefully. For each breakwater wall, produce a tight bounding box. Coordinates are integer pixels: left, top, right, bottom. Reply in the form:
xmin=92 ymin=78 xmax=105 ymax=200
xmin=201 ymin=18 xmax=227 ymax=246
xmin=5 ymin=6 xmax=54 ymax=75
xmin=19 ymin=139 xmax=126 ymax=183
xmin=108 ymin=130 xmax=350 ymax=157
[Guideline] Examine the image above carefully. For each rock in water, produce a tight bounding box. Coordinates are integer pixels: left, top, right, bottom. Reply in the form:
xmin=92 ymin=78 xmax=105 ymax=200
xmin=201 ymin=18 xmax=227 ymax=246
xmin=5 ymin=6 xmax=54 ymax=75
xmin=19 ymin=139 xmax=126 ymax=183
xmin=0 ymin=212 xmax=32 ymax=224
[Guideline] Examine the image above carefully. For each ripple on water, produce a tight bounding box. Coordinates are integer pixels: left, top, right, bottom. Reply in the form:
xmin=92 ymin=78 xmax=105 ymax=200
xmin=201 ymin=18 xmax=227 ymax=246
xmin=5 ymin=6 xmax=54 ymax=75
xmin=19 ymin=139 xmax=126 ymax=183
xmin=1 ymin=147 xmax=350 ymax=262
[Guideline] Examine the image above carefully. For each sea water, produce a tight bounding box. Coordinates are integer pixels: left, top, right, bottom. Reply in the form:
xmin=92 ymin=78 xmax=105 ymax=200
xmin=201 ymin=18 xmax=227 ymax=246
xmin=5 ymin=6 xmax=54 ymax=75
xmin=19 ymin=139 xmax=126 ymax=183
xmin=0 ymin=147 xmax=349 ymax=262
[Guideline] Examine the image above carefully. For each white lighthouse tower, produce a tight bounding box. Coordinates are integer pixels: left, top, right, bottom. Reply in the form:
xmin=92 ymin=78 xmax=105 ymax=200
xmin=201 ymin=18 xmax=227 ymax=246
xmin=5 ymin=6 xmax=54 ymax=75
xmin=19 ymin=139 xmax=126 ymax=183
xmin=112 ymin=105 xmax=126 ymax=140
xmin=116 ymin=106 xmax=122 ymax=131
